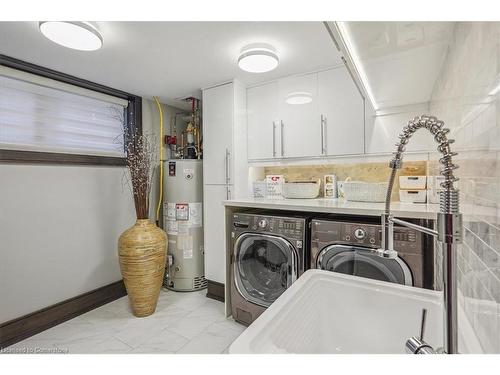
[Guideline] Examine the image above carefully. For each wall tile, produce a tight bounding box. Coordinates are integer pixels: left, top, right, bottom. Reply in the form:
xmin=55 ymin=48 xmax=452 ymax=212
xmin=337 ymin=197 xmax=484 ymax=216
xmin=429 ymin=22 xmax=500 ymax=353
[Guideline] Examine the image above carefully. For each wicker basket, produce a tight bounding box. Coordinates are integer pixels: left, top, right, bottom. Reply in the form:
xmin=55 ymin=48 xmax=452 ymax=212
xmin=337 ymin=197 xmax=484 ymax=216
xmin=283 ymin=180 xmax=321 ymax=199
xmin=342 ymin=181 xmax=388 ymax=202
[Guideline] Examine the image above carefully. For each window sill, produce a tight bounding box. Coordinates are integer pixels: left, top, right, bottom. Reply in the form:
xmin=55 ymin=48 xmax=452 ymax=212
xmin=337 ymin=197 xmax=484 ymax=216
xmin=0 ymin=149 xmax=126 ymax=166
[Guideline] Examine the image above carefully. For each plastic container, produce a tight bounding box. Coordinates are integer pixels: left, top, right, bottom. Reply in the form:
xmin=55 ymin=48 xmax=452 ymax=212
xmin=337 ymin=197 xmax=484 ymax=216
xmin=427 ymin=176 xmax=445 ymax=204
xmin=427 ymin=176 xmax=445 ymax=190
xmin=399 ymin=176 xmax=427 ymax=190
xmin=266 ymin=175 xmax=284 ymax=199
xmin=342 ymin=181 xmax=388 ymax=202
xmin=283 ymin=180 xmax=320 ymax=199
xmin=323 ymin=175 xmax=338 ymax=199
xmin=427 ymin=189 xmax=441 ymax=204
xmin=252 ymin=181 xmax=267 ymax=198
xmin=399 ymin=189 xmax=427 ymax=203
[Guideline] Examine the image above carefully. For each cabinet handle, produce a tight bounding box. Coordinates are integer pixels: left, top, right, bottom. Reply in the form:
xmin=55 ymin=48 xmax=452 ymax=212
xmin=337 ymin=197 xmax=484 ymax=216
xmin=224 ymin=148 xmax=228 ymax=183
xmin=320 ymin=114 xmax=324 ymax=155
xmin=226 ymin=186 xmax=231 ymax=200
xmin=272 ymin=121 xmax=276 ymax=158
xmin=280 ymin=120 xmax=284 ymax=157
xmin=225 ymin=148 xmax=231 ymax=184
xmin=321 ymin=114 xmax=327 ymax=155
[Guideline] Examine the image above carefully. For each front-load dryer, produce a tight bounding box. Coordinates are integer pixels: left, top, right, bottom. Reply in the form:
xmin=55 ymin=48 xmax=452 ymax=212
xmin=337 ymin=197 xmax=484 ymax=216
xmin=230 ymin=212 xmax=307 ymax=326
xmin=311 ymin=219 xmax=429 ymax=288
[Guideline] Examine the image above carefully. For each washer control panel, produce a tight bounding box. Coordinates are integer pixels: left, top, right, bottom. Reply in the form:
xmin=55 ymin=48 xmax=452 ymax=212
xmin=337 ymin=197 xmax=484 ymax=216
xmin=232 ymin=214 xmax=306 ymax=240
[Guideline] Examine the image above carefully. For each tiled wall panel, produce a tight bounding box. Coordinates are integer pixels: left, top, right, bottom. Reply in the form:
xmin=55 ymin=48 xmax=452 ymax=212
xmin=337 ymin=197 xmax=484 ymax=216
xmin=429 ymin=22 xmax=500 ymax=353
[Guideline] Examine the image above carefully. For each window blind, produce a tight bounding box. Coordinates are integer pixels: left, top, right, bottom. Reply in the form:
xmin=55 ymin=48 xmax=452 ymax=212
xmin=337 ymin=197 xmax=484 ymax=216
xmin=0 ymin=67 xmax=128 ymax=157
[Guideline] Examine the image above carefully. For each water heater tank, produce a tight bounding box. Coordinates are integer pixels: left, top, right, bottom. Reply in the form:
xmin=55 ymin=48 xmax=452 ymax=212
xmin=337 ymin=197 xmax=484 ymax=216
xmin=162 ymin=159 xmax=206 ymax=291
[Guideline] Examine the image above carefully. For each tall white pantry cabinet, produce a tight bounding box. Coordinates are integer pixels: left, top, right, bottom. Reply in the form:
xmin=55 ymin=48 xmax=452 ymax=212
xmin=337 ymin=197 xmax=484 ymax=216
xmin=202 ymin=80 xmax=247 ymax=290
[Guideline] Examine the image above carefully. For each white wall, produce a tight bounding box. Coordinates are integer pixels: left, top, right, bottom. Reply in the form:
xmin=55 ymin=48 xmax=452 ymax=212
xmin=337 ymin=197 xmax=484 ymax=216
xmin=0 ymin=97 xmax=183 ymax=323
xmin=0 ymin=164 xmax=135 ymax=322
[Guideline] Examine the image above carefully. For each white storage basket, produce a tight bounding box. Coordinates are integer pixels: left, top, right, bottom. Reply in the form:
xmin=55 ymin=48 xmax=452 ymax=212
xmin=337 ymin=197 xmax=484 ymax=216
xmin=399 ymin=176 xmax=427 ymax=189
xmin=283 ymin=180 xmax=320 ymax=199
xmin=342 ymin=181 xmax=388 ymax=202
xmin=399 ymin=189 xmax=427 ymax=203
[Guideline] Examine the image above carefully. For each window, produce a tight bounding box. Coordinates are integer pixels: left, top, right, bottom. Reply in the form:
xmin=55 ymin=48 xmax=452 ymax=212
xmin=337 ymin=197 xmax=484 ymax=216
xmin=0 ymin=55 xmax=141 ymax=165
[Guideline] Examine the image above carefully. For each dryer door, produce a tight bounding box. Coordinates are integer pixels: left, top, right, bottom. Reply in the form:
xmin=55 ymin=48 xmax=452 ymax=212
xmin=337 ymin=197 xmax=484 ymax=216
xmin=234 ymin=233 xmax=297 ymax=307
xmin=317 ymin=245 xmax=412 ymax=286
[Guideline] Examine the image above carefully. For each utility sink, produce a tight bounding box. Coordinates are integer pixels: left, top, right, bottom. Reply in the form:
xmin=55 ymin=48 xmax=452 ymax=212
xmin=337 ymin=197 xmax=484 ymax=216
xmin=229 ymin=270 xmax=446 ymax=354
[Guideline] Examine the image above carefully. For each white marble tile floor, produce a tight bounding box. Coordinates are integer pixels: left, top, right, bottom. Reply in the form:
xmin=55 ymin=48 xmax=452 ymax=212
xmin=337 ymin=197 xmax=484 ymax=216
xmin=4 ymin=289 xmax=245 ymax=354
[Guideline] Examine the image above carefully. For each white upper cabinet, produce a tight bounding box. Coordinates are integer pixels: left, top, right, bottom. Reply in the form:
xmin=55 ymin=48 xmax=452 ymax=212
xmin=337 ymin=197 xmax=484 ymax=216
xmin=202 ymin=83 xmax=234 ymax=185
xmin=278 ymin=74 xmax=321 ymax=158
xmin=247 ymin=82 xmax=279 ymax=160
xmin=247 ymin=67 xmax=366 ymax=161
xmin=318 ymin=67 xmax=365 ymax=156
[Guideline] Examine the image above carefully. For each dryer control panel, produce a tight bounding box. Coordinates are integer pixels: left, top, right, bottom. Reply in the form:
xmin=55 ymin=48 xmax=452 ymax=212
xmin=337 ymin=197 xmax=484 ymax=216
xmin=311 ymin=220 xmax=423 ymax=254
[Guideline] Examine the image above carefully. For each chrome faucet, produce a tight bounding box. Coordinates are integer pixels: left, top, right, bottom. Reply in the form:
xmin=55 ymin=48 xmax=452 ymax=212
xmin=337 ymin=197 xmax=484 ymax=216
xmin=406 ymin=309 xmax=436 ymax=354
xmin=378 ymin=115 xmax=462 ymax=354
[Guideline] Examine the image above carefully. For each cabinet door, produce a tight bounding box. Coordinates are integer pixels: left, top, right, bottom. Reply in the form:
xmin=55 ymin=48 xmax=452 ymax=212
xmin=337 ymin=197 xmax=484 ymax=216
xmin=318 ymin=67 xmax=364 ymax=156
xmin=247 ymin=82 xmax=279 ymax=160
xmin=203 ymin=184 xmax=229 ymax=284
xmin=278 ymin=74 xmax=321 ymax=158
xmin=202 ymin=83 xmax=233 ymax=185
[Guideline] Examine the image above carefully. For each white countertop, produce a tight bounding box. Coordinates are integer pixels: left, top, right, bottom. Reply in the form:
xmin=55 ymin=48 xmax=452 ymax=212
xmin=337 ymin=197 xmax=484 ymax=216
xmin=223 ymin=197 xmax=439 ymax=219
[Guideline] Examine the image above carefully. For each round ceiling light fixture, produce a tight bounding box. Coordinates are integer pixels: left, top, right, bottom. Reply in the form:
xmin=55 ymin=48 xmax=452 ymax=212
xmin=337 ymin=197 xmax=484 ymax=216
xmin=238 ymin=43 xmax=279 ymax=73
xmin=39 ymin=21 xmax=103 ymax=51
xmin=285 ymin=91 xmax=313 ymax=105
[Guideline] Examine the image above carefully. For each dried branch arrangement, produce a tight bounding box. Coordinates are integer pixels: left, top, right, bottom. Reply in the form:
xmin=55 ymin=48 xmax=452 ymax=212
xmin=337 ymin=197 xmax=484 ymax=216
xmin=123 ymin=129 xmax=157 ymax=219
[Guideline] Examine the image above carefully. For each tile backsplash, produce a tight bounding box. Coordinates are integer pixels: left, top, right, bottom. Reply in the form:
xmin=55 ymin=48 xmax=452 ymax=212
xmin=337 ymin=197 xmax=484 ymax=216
xmin=264 ymin=161 xmax=427 ymax=200
xmin=429 ymin=22 xmax=500 ymax=353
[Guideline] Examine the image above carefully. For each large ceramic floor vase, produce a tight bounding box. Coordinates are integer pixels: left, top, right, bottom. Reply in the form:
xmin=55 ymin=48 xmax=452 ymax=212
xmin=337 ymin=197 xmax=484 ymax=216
xmin=118 ymin=219 xmax=167 ymax=317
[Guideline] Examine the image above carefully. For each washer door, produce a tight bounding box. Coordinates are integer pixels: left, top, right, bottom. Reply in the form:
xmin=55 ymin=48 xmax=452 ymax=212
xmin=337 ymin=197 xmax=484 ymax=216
xmin=317 ymin=245 xmax=412 ymax=286
xmin=234 ymin=233 xmax=297 ymax=307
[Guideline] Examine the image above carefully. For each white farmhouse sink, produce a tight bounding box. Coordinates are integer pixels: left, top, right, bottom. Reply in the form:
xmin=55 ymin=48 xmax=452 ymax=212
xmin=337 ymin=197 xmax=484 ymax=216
xmin=229 ymin=270 xmax=446 ymax=354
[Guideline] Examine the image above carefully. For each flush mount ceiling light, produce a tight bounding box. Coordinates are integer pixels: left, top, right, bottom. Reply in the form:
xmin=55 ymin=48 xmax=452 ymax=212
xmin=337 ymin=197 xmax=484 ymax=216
xmin=39 ymin=21 xmax=103 ymax=51
xmin=238 ymin=44 xmax=279 ymax=73
xmin=286 ymin=91 xmax=313 ymax=105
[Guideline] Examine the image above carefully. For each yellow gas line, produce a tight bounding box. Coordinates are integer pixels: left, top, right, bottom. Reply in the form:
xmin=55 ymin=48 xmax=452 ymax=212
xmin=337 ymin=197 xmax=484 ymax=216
xmin=153 ymin=96 xmax=164 ymax=224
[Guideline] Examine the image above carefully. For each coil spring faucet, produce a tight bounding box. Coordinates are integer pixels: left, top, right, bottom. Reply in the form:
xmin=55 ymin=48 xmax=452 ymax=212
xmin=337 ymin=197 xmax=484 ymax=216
xmin=379 ymin=115 xmax=463 ymax=354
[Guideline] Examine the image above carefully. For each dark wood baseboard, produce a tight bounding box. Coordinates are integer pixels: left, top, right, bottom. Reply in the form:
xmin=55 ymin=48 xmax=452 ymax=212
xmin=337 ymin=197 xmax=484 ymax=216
xmin=206 ymin=280 xmax=225 ymax=302
xmin=0 ymin=280 xmax=127 ymax=349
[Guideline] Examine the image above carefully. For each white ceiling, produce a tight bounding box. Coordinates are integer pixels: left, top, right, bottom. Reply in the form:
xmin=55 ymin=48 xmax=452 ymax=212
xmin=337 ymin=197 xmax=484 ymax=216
xmin=0 ymin=22 xmax=341 ymax=109
xmin=344 ymin=22 xmax=455 ymax=109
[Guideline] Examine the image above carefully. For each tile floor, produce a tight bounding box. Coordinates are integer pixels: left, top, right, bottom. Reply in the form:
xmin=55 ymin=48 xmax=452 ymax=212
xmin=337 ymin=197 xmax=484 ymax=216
xmin=6 ymin=289 xmax=245 ymax=354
